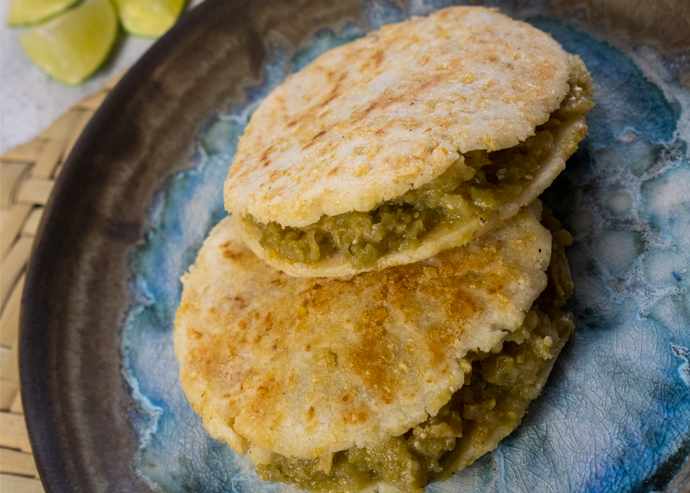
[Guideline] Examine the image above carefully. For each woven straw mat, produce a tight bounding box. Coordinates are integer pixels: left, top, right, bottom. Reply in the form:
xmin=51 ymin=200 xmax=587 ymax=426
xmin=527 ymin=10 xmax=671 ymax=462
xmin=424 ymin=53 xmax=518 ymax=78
xmin=0 ymin=75 xmax=124 ymax=493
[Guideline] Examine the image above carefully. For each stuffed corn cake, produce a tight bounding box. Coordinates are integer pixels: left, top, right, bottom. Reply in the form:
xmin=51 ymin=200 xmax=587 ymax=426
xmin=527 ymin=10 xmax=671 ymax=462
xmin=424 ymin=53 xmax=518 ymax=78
xmin=224 ymin=6 xmax=593 ymax=278
xmin=175 ymin=204 xmax=575 ymax=492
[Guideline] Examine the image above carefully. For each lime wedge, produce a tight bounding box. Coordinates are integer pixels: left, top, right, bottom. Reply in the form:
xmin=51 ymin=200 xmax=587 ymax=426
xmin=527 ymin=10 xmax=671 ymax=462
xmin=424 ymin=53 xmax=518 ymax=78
xmin=6 ymin=0 xmax=81 ymax=26
xmin=113 ymin=0 xmax=184 ymax=38
xmin=19 ymin=0 xmax=118 ymax=86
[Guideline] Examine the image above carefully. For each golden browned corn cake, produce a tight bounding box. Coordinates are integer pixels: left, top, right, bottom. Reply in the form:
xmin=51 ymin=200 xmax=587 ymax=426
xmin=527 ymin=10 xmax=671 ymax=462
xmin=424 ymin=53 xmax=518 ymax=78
xmin=224 ymin=6 xmax=593 ymax=277
xmin=174 ymin=204 xmax=575 ymax=492
xmin=180 ymin=6 xmax=586 ymax=490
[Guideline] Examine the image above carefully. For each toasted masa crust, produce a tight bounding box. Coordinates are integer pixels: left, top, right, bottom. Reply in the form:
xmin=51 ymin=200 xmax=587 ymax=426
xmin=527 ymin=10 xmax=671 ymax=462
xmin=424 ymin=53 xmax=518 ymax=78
xmin=174 ymin=205 xmax=552 ymax=459
xmin=224 ymin=6 xmax=571 ymax=228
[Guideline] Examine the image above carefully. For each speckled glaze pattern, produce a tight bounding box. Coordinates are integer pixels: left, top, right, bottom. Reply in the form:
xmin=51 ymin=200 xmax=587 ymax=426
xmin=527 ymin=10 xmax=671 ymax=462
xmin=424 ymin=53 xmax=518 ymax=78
xmin=20 ymin=1 xmax=690 ymax=493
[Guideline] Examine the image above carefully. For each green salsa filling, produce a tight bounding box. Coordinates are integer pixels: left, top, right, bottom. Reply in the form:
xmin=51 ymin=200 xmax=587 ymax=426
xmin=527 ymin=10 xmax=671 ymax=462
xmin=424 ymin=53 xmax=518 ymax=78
xmin=246 ymin=57 xmax=593 ymax=269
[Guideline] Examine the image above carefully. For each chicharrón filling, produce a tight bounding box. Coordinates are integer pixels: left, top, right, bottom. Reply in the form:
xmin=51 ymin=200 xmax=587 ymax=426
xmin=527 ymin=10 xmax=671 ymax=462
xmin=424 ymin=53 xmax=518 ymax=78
xmin=251 ymin=214 xmax=575 ymax=493
xmin=243 ymin=57 xmax=592 ymax=269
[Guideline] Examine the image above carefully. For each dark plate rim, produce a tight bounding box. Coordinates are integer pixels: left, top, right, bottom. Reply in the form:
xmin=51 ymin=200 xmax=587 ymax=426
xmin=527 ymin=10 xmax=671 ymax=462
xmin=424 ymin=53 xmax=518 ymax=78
xmin=17 ymin=0 xmax=690 ymax=491
xmin=19 ymin=0 xmax=230 ymax=490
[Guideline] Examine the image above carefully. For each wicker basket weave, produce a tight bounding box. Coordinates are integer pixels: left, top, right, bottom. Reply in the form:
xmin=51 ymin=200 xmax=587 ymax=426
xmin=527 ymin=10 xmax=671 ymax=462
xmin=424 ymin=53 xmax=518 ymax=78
xmin=0 ymin=76 xmax=123 ymax=493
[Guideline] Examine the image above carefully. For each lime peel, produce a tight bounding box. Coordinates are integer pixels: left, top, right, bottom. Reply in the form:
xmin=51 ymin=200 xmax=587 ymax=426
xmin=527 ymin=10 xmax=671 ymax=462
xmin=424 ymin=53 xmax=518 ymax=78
xmin=6 ymin=0 xmax=81 ymax=27
xmin=19 ymin=0 xmax=119 ymax=86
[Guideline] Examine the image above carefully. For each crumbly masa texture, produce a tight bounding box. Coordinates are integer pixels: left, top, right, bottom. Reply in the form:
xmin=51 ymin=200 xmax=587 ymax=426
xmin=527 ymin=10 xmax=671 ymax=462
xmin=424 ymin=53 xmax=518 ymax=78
xmin=224 ymin=6 xmax=573 ymax=228
xmin=243 ymin=56 xmax=592 ymax=272
xmin=238 ymin=55 xmax=592 ymax=278
xmin=256 ymin=300 xmax=574 ymax=493
xmin=174 ymin=205 xmax=552 ymax=460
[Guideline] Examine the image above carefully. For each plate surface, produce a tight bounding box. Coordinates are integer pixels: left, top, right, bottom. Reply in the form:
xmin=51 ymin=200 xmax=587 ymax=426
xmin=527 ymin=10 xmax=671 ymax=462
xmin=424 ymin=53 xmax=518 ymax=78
xmin=20 ymin=0 xmax=690 ymax=492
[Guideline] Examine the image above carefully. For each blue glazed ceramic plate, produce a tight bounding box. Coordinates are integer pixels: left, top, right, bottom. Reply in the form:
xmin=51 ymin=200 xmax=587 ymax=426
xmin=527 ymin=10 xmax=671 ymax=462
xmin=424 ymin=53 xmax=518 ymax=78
xmin=21 ymin=1 xmax=690 ymax=492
